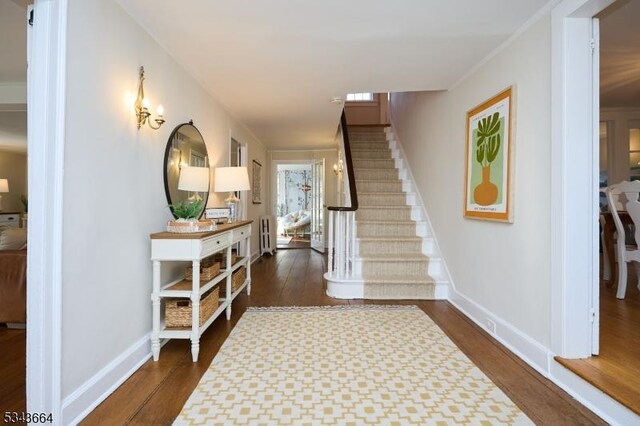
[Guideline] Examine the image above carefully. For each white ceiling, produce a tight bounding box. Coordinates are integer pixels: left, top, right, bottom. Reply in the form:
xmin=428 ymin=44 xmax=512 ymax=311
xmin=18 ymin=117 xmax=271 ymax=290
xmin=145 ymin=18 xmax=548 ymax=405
xmin=116 ymin=0 xmax=549 ymax=148
xmin=600 ymin=0 xmax=640 ymax=108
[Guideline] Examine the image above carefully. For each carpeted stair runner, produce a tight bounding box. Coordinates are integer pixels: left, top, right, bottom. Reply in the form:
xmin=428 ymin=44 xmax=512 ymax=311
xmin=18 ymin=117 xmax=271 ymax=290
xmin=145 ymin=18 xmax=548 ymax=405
xmin=349 ymin=126 xmax=436 ymax=299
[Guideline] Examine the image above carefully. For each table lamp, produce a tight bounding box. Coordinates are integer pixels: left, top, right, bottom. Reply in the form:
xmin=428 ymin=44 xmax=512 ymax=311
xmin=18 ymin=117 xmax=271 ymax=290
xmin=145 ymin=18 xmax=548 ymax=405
xmin=0 ymin=179 xmax=8 ymax=212
xmin=213 ymin=167 xmax=250 ymax=222
xmin=178 ymin=166 xmax=210 ymax=201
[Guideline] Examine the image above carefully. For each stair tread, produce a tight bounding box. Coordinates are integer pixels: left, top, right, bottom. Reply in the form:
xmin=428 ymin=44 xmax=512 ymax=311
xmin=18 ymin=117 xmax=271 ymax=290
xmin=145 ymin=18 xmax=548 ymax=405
xmin=360 ymin=253 xmax=430 ymax=261
xmin=358 ymin=206 xmax=411 ymax=210
xmin=359 ymin=192 xmax=406 ymax=195
xmin=358 ymin=236 xmax=424 ymax=241
xmin=362 ymin=275 xmax=436 ymax=284
xmin=357 ymin=219 xmax=420 ymax=224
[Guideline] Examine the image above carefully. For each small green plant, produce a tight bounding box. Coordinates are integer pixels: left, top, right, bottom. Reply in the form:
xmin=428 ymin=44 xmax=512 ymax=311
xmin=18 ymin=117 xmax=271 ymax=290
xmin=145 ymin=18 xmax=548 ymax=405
xmin=20 ymin=194 xmax=28 ymax=213
xmin=170 ymin=199 xmax=203 ymax=220
xmin=475 ymin=112 xmax=501 ymax=167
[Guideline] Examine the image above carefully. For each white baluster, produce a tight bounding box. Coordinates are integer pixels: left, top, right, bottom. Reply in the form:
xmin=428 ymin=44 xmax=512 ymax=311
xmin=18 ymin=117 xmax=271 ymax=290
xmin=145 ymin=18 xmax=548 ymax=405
xmin=350 ymin=211 xmax=356 ymax=277
xmin=345 ymin=212 xmax=351 ymax=277
xmin=328 ymin=212 xmax=334 ymax=275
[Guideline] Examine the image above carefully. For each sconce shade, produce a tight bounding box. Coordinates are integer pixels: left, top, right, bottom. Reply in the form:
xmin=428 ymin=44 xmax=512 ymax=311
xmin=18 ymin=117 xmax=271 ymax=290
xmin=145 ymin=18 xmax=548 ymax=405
xmin=214 ymin=167 xmax=250 ymax=192
xmin=178 ymin=166 xmax=209 ymax=192
xmin=0 ymin=179 xmax=8 ymax=193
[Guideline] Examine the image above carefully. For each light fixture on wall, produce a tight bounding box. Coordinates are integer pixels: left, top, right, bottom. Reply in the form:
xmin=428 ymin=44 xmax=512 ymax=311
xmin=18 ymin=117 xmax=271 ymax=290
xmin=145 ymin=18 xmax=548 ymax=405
xmin=0 ymin=179 xmax=8 ymax=212
xmin=333 ymin=160 xmax=344 ymax=176
xmin=214 ymin=167 xmax=251 ymax=222
xmin=135 ymin=66 xmax=165 ymax=130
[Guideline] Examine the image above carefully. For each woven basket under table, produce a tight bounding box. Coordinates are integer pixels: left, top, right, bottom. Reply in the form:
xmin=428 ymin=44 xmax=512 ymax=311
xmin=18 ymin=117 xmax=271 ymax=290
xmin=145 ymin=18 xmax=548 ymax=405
xmin=165 ymin=286 xmax=219 ymax=328
xmin=231 ymin=267 xmax=246 ymax=292
xmin=185 ymin=261 xmax=221 ymax=281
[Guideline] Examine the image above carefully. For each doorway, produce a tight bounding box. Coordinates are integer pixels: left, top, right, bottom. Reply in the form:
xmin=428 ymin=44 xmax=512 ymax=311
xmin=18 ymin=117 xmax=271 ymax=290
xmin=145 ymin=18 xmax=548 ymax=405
xmin=554 ymin=0 xmax=640 ymax=416
xmin=0 ymin=0 xmax=30 ymax=414
xmin=275 ymin=163 xmax=313 ymax=249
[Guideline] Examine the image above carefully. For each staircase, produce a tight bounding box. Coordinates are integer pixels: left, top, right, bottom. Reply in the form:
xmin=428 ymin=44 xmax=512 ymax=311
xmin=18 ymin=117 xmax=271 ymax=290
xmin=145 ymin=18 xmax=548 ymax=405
xmin=348 ymin=126 xmax=445 ymax=299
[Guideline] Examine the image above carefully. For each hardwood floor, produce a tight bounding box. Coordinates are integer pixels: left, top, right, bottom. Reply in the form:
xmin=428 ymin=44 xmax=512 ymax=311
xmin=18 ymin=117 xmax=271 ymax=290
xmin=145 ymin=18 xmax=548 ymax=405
xmin=277 ymin=235 xmax=311 ymax=249
xmin=0 ymin=325 xmax=26 ymax=414
xmin=81 ymin=249 xmax=603 ymax=425
xmin=556 ymin=265 xmax=640 ymax=415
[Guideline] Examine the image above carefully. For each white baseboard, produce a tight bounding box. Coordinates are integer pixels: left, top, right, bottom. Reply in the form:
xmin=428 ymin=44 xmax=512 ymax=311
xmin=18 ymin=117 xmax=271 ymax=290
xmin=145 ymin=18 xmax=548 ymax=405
xmin=61 ymin=334 xmax=151 ymax=425
xmin=251 ymin=250 xmax=261 ymax=263
xmin=549 ymin=361 xmax=639 ymax=425
xmin=448 ymin=287 xmax=550 ymax=377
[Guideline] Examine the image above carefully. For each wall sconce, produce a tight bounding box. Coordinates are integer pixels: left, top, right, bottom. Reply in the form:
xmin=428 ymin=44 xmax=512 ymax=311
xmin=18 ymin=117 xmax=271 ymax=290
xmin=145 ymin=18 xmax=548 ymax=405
xmin=135 ymin=66 xmax=165 ymax=130
xmin=333 ymin=160 xmax=344 ymax=176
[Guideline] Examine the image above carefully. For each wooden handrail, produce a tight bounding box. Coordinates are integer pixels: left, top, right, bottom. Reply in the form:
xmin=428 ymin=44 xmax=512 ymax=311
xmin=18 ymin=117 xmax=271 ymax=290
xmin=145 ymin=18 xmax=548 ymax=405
xmin=328 ymin=111 xmax=358 ymax=212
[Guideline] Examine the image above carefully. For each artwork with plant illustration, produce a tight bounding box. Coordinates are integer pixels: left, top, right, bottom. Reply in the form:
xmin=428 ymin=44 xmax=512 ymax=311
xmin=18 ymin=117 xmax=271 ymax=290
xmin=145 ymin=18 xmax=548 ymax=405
xmin=464 ymin=86 xmax=514 ymax=222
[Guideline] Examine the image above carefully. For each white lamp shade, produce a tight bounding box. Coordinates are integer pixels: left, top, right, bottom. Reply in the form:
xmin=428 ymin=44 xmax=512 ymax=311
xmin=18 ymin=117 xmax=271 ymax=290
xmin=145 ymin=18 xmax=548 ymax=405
xmin=214 ymin=167 xmax=250 ymax=192
xmin=0 ymin=179 xmax=8 ymax=193
xmin=178 ymin=166 xmax=210 ymax=192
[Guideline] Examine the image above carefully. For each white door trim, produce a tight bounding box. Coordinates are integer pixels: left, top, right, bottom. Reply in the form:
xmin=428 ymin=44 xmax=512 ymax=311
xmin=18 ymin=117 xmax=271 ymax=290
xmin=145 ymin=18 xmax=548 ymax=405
xmin=26 ymin=0 xmax=67 ymax=418
xmin=550 ymin=0 xmax=614 ymax=358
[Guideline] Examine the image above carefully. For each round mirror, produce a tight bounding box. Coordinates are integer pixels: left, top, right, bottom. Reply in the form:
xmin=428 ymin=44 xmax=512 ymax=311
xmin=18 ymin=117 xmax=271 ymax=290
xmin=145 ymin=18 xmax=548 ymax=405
xmin=163 ymin=121 xmax=209 ymax=219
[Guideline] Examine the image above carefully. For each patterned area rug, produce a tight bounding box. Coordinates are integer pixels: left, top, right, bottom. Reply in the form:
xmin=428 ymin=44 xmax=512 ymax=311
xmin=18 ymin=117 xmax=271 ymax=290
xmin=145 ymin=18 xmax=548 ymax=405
xmin=175 ymin=306 xmax=532 ymax=425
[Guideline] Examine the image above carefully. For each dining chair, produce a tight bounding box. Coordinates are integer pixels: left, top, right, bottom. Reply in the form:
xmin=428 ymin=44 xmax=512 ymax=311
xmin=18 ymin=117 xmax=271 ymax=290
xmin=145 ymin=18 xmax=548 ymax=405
xmin=606 ymin=181 xmax=640 ymax=299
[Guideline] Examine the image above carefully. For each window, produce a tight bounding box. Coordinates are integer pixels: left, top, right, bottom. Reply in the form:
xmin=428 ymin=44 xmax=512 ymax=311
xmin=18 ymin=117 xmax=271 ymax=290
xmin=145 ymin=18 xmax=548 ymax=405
xmin=346 ymin=92 xmax=374 ymax=102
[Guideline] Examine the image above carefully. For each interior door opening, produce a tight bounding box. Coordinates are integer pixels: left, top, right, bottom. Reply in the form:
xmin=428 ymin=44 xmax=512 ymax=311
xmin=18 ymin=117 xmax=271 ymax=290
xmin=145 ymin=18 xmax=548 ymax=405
xmin=275 ymin=163 xmax=313 ymax=249
xmin=556 ymin=0 xmax=640 ymax=414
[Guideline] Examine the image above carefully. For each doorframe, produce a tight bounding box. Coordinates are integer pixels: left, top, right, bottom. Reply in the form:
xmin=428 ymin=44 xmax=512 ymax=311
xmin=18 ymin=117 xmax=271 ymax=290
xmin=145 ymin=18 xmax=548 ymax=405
xmin=550 ymin=0 xmax=615 ymax=358
xmin=26 ymin=0 xmax=67 ymax=418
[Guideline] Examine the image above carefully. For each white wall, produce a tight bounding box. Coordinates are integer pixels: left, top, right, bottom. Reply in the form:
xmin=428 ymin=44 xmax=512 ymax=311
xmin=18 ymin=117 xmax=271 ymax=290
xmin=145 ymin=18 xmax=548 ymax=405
xmin=62 ymin=0 xmax=266 ymax=404
xmin=390 ymin=15 xmax=551 ymax=346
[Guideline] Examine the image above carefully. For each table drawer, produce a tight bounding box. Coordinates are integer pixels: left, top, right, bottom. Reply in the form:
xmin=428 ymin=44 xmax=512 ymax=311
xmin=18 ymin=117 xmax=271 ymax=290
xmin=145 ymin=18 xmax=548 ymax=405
xmin=231 ymin=225 xmax=251 ymax=243
xmin=201 ymin=233 xmax=230 ymax=257
xmin=0 ymin=214 xmax=20 ymax=228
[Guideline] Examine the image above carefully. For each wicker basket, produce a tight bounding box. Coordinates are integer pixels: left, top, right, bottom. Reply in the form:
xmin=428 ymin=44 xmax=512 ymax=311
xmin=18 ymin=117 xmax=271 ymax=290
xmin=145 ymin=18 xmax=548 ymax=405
xmin=165 ymin=286 xmax=219 ymax=328
xmin=185 ymin=261 xmax=221 ymax=281
xmin=214 ymin=251 xmax=239 ymax=267
xmin=231 ymin=267 xmax=246 ymax=292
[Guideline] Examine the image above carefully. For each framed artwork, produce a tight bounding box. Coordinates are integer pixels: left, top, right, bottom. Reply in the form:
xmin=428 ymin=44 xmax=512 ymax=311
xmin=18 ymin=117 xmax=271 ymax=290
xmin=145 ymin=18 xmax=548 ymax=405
xmin=252 ymin=160 xmax=262 ymax=204
xmin=464 ymin=86 xmax=515 ymax=222
xmin=205 ymin=207 xmax=231 ymax=223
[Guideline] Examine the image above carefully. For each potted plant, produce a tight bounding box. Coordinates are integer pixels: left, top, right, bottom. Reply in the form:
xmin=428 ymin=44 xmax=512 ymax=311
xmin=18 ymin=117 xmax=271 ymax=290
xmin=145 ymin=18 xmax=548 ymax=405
xmin=167 ymin=199 xmax=215 ymax=233
xmin=170 ymin=199 xmax=203 ymax=222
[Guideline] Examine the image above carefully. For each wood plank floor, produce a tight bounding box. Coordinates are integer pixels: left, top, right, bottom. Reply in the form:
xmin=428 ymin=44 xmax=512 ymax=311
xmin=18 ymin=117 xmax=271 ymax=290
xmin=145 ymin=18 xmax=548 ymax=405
xmin=556 ymin=266 xmax=640 ymax=415
xmin=80 ymin=249 xmax=603 ymax=425
xmin=0 ymin=326 xmax=26 ymax=414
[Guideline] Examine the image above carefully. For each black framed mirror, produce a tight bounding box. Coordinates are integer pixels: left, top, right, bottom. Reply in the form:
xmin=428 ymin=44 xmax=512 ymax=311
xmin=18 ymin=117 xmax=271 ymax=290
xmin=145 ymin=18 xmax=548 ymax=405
xmin=163 ymin=121 xmax=209 ymax=219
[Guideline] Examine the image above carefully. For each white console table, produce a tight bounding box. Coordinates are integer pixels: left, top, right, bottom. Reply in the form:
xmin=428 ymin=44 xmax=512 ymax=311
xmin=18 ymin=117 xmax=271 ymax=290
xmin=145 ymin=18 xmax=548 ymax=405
xmin=150 ymin=220 xmax=252 ymax=362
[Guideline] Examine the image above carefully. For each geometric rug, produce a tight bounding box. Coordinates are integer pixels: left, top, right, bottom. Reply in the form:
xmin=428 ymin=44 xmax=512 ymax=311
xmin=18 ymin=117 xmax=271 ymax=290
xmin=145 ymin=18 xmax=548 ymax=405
xmin=174 ymin=306 xmax=532 ymax=425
